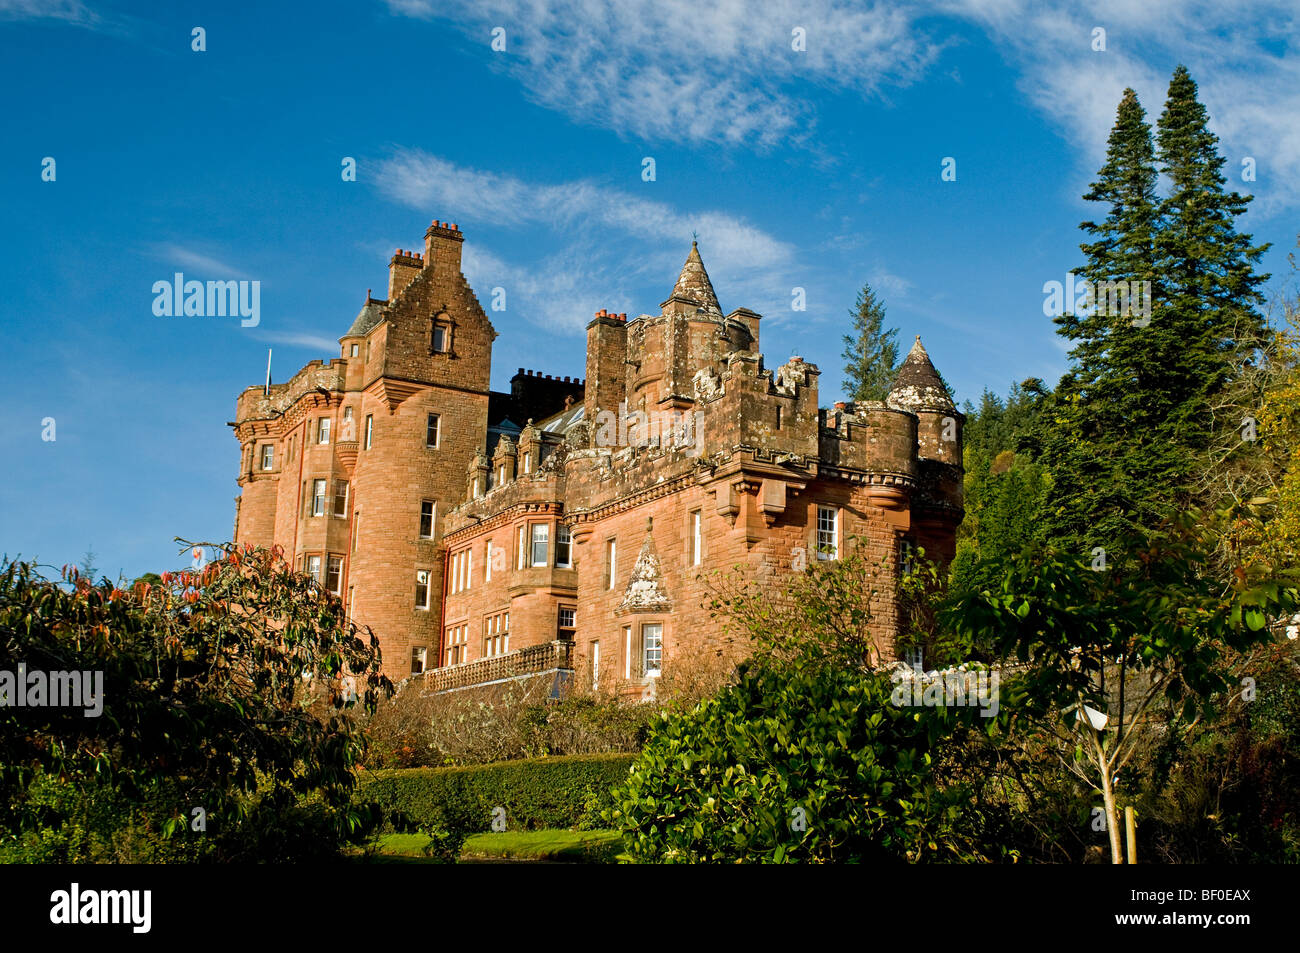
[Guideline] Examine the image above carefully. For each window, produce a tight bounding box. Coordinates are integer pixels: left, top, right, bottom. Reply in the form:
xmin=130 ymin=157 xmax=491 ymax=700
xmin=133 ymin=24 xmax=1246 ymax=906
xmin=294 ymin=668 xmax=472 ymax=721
xmin=333 ymin=480 xmax=349 ymax=518
xmin=342 ymin=406 xmax=354 ymax=440
xmin=905 ymin=646 xmax=924 ymax=672
xmin=690 ymin=510 xmax=702 ymax=566
xmin=465 ymin=549 xmax=472 ymax=589
xmin=485 ymin=541 xmax=493 ymax=581
xmin=517 ymin=524 xmax=527 ymax=570
xmin=591 ymin=641 xmax=600 ymax=690
xmin=623 ymin=626 xmax=633 ymax=679
xmin=364 ymin=415 xmax=373 ymax=450
xmin=558 ymin=606 xmax=576 ymax=641
xmin=306 ymin=555 xmax=321 ymax=584
xmin=317 ymin=417 xmax=331 ymax=445
xmin=260 ymin=444 xmax=274 ymax=470
xmin=816 ymin=505 xmax=839 ymax=560
xmin=311 ymin=479 xmax=327 ymax=517
xmin=642 ymin=623 xmax=663 ymax=678
xmin=415 ymin=570 xmax=430 ymax=609
xmin=287 ymin=434 xmax=296 ymax=463
xmin=523 ymin=453 xmax=531 ymax=475
xmin=352 ymin=511 xmax=360 ymax=552
xmin=530 ymin=523 xmax=549 ymax=567
xmin=419 ymin=500 xmax=435 ymax=539
xmin=350 ymin=343 xmax=359 ymax=357
xmin=556 ymin=524 xmax=572 ymax=568
xmin=445 ymin=624 xmax=467 ymax=665
xmin=900 ymin=538 xmax=916 ymax=576
xmin=411 ymin=645 xmax=427 ymax=675
xmin=484 ymin=611 xmax=510 ymax=657
xmin=426 ymin=414 xmax=440 ymax=449
xmin=607 ymin=539 xmax=617 ymax=589
xmin=451 ymin=549 xmax=471 ymax=593
xmin=325 ymin=555 xmax=343 ymax=595
xmin=432 ymin=324 xmax=448 ymax=353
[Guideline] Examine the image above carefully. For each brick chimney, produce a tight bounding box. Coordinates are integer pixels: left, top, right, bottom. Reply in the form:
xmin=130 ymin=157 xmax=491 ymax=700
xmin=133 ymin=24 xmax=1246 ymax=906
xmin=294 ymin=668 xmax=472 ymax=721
xmin=585 ymin=310 xmax=627 ymax=421
xmin=388 ymin=249 xmax=423 ymax=300
xmin=424 ymin=219 xmax=464 ymax=274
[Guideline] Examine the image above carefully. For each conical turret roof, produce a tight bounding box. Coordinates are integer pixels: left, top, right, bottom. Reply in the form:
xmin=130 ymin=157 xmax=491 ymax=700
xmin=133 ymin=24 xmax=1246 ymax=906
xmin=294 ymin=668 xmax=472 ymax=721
xmin=886 ymin=336 xmax=954 ymax=412
xmin=666 ymin=241 xmax=721 ymax=316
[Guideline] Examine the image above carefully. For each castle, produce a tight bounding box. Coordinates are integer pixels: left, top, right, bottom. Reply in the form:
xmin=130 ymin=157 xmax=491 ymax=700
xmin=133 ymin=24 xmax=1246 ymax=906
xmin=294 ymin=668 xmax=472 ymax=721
xmin=230 ymin=219 xmax=963 ymax=695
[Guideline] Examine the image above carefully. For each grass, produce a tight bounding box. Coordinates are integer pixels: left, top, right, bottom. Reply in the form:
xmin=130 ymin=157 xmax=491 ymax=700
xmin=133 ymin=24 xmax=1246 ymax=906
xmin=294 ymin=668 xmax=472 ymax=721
xmin=366 ymin=829 xmax=621 ymax=863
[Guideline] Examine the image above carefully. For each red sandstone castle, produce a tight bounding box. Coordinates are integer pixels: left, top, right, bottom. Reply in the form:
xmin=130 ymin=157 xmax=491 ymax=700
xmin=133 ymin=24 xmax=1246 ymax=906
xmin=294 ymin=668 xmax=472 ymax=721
xmin=230 ymin=218 xmax=963 ymax=695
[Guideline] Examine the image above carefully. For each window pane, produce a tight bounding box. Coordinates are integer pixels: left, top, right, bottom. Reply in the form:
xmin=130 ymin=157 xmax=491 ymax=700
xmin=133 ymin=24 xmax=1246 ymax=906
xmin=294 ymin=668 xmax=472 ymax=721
xmin=530 ymin=524 xmax=549 ymax=566
xmin=427 ymin=414 xmax=439 ymax=448
xmin=312 ymin=479 xmax=327 ymax=516
xmin=318 ymin=418 xmax=330 ymax=444
xmin=326 ymin=556 xmax=343 ymax=594
xmin=333 ymin=481 xmax=349 ymax=517
xmin=556 ymin=524 xmax=572 ymax=567
xmin=420 ymin=500 xmax=434 ymax=538
xmin=364 ymin=415 xmax=373 ymax=450
xmin=643 ymin=623 xmax=663 ymax=675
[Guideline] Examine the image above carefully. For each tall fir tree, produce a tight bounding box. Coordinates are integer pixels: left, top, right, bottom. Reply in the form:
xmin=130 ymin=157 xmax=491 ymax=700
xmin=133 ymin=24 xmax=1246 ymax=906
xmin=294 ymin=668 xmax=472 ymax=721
xmin=841 ymin=283 xmax=899 ymax=402
xmin=1155 ymin=64 xmax=1270 ymax=452
xmin=1037 ymin=72 xmax=1269 ymax=554
xmin=1037 ymin=87 xmax=1164 ymax=551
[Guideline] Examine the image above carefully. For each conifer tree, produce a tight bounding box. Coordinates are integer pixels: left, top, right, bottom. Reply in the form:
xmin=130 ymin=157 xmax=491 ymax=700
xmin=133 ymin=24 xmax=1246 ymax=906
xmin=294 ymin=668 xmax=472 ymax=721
xmin=841 ymin=283 xmax=899 ymax=402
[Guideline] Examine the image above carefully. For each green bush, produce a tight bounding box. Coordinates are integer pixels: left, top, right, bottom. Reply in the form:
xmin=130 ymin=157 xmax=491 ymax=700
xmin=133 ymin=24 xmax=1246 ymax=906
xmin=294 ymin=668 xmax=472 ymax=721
xmin=606 ymin=662 xmax=992 ymax=864
xmin=360 ymin=753 xmax=635 ymax=833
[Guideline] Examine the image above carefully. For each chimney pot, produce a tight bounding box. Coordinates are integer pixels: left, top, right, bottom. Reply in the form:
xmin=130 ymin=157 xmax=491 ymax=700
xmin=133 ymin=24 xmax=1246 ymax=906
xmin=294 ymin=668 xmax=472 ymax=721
xmin=449 ymin=223 xmax=457 ymax=231
xmin=433 ymin=220 xmax=440 ymax=227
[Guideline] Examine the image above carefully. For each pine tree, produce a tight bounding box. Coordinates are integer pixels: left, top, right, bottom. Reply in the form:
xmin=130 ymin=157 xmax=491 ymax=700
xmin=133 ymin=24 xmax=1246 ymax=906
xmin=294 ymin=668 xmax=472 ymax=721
xmin=1155 ymin=64 xmax=1271 ymax=458
xmin=1037 ymin=87 xmax=1164 ymax=551
xmin=841 ymin=283 xmax=899 ymax=402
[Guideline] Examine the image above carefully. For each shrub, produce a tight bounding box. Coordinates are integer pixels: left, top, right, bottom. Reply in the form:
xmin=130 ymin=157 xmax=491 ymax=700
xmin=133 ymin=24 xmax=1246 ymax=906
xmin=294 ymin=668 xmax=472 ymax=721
xmin=360 ymin=753 xmax=635 ymax=833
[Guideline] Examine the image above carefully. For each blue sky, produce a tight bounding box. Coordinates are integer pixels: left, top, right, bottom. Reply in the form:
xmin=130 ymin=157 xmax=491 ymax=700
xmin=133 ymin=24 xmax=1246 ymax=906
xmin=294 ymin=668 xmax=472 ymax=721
xmin=2 ymin=0 xmax=1298 ymax=582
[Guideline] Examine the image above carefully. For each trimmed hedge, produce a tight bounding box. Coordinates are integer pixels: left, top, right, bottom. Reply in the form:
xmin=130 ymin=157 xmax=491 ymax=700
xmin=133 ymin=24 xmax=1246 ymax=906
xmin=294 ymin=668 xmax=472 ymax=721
xmin=360 ymin=753 xmax=635 ymax=833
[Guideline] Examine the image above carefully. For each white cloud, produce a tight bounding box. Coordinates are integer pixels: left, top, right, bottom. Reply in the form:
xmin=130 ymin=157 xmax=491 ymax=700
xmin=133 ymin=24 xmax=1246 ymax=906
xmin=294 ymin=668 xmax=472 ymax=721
xmin=251 ymin=330 xmax=341 ymax=352
xmin=376 ymin=149 xmax=804 ymax=331
xmin=384 ymin=0 xmax=945 ymax=147
xmin=0 ymin=0 xmax=97 ymax=26
xmin=150 ymin=244 xmax=250 ymax=279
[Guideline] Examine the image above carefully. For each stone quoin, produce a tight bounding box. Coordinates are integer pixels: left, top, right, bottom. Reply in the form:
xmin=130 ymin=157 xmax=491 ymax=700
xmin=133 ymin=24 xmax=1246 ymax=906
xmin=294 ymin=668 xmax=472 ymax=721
xmin=229 ymin=222 xmax=964 ymax=695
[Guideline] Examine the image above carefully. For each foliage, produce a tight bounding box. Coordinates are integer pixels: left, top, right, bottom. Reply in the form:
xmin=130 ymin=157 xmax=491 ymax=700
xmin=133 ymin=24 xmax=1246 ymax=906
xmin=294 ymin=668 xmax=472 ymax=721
xmin=944 ymin=510 xmax=1300 ymax=861
xmin=0 ymin=543 xmax=393 ymax=862
xmin=359 ymin=753 xmax=636 ymax=834
xmin=841 ymin=282 xmax=900 ymax=402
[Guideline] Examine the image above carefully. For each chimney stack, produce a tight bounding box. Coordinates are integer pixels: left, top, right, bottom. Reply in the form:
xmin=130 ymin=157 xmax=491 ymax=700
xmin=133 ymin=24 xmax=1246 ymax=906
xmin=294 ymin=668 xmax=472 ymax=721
xmin=425 ymin=218 xmax=465 ymax=273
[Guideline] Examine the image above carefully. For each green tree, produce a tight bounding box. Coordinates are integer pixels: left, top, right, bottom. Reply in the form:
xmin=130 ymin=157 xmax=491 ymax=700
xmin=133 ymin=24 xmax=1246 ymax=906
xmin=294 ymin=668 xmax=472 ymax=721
xmin=944 ymin=511 xmax=1299 ymax=863
xmin=0 ymin=542 xmax=394 ymax=862
xmin=841 ymin=283 xmax=899 ymax=402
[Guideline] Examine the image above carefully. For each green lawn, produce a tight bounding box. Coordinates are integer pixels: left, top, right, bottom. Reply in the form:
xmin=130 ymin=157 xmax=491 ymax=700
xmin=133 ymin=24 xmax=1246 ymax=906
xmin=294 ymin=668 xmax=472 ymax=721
xmin=368 ymin=829 xmax=621 ymax=863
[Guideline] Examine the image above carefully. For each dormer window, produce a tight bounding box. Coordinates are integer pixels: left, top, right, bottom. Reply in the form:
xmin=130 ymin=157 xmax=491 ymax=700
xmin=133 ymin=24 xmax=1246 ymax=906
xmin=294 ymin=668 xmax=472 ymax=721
xmin=431 ymin=315 xmax=452 ymax=354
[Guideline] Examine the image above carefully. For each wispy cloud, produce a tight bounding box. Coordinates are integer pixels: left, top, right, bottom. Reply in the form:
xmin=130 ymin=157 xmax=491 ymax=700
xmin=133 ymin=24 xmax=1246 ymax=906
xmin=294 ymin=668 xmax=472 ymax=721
xmin=0 ymin=0 xmax=98 ymax=27
xmin=149 ymin=244 xmax=251 ymax=279
xmin=250 ymin=330 xmax=341 ymax=352
xmin=375 ymin=149 xmax=803 ymax=331
xmin=384 ymin=0 xmax=945 ymax=148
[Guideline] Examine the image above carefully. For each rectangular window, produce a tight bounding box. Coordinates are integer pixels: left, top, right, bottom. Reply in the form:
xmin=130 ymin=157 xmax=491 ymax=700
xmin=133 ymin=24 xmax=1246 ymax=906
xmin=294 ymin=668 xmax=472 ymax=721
xmin=816 ymin=505 xmax=839 ymax=560
xmin=317 ymin=417 xmax=331 ymax=445
xmin=905 ymin=646 xmax=923 ymax=672
xmin=411 ymin=645 xmax=427 ymax=675
xmin=419 ymin=500 xmax=435 ymax=539
xmin=485 ymin=541 xmax=493 ymax=581
xmin=591 ymin=641 xmax=600 ymax=690
xmin=352 ymin=511 xmax=360 ymax=552
xmin=325 ymin=555 xmax=343 ymax=595
xmin=556 ymin=524 xmax=572 ymax=568
xmin=690 ymin=510 xmax=702 ymax=566
xmin=607 ymin=539 xmax=617 ymax=590
xmin=445 ymin=625 xmax=467 ymax=666
xmin=311 ymin=479 xmax=327 ymax=517
xmin=483 ymin=611 xmax=510 ymax=657
xmin=642 ymin=623 xmax=663 ymax=678
xmin=623 ymin=625 xmax=632 ymax=679
xmin=523 ymin=453 xmax=531 ymax=474
xmin=260 ymin=444 xmax=274 ymax=470
xmin=465 ymin=549 xmax=472 ymax=589
xmin=426 ymin=414 xmax=440 ymax=449
xmin=350 ymin=343 xmax=359 ymax=357
xmin=333 ymin=480 xmax=349 ymax=518
xmin=364 ymin=415 xmax=373 ymax=450
xmin=306 ymin=554 xmax=322 ymax=583
xmin=558 ymin=606 xmax=576 ymax=641
xmin=415 ymin=570 xmax=430 ymax=609
xmin=432 ymin=324 xmax=447 ymax=353
xmin=517 ymin=524 xmax=527 ymax=570
xmin=530 ymin=523 xmax=549 ymax=567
